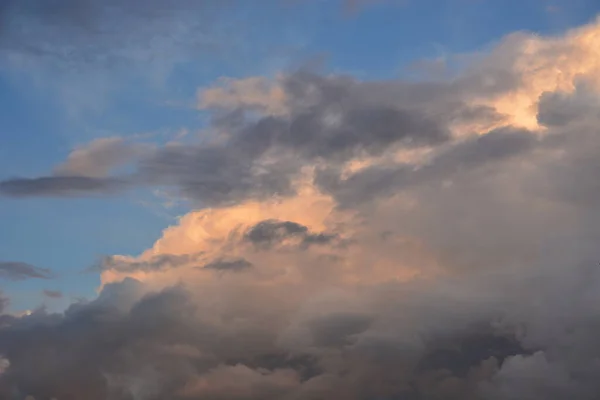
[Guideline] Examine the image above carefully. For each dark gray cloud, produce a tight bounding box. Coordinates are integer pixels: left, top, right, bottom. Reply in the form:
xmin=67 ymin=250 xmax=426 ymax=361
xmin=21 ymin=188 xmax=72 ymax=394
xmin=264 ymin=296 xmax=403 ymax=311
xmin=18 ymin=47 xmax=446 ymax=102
xmin=0 ymin=283 xmax=211 ymax=400
xmin=244 ymin=219 xmax=337 ymax=250
xmin=307 ymin=312 xmax=372 ymax=348
xmin=137 ymin=140 xmax=295 ymax=206
xmin=202 ymin=258 xmax=253 ymax=272
xmin=0 ymin=292 xmax=8 ymax=314
xmin=0 ymin=176 xmax=128 ymax=197
xmin=3 ymin=261 xmax=600 ymax=400
xmin=417 ymin=333 xmax=529 ymax=379
xmin=42 ymin=290 xmax=63 ymax=299
xmin=537 ymin=84 xmax=600 ymax=128
xmin=316 ymin=127 xmax=537 ymax=207
xmin=134 ymin=72 xmax=457 ymax=206
xmin=0 ymin=262 xmax=54 ymax=281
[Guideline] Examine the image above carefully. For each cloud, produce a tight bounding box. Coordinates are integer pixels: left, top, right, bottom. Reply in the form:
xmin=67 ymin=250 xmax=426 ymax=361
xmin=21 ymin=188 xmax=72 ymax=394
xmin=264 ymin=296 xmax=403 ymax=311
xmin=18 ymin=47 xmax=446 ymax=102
xmin=42 ymin=290 xmax=63 ymax=299
xmin=0 ymin=176 xmax=128 ymax=197
xmin=0 ymin=136 xmax=148 ymax=198
xmin=53 ymin=137 xmax=153 ymax=178
xmin=199 ymin=76 xmax=289 ymax=116
xmin=95 ymin=253 xmax=204 ymax=274
xmin=180 ymin=364 xmax=300 ymax=399
xmin=5 ymin=15 xmax=600 ymax=400
xmin=0 ymin=293 xmax=8 ymax=314
xmin=201 ymin=258 xmax=254 ymax=272
xmin=342 ymin=0 xmax=406 ymax=14
xmin=0 ymin=0 xmax=225 ymax=67
xmin=244 ymin=219 xmax=338 ymax=250
xmin=316 ymin=127 xmax=538 ymax=207
xmin=5 ymin=260 xmax=600 ymax=399
xmin=14 ymin=9 xmax=600 ymax=202
xmin=0 ymin=262 xmax=54 ymax=281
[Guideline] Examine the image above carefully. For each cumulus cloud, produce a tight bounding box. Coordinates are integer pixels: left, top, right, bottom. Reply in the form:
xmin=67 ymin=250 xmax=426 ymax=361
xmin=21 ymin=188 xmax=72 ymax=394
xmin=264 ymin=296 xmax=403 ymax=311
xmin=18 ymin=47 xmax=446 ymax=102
xmin=0 ymin=262 xmax=54 ymax=281
xmin=4 ymin=15 xmax=600 ymax=400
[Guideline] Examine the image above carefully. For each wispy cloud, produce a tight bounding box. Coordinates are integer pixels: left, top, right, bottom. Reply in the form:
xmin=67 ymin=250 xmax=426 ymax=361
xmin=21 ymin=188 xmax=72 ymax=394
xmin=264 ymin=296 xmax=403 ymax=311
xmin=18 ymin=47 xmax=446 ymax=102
xmin=0 ymin=262 xmax=54 ymax=281
xmin=42 ymin=290 xmax=63 ymax=299
xmin=3 ymin=13 xmax=600 ymax=400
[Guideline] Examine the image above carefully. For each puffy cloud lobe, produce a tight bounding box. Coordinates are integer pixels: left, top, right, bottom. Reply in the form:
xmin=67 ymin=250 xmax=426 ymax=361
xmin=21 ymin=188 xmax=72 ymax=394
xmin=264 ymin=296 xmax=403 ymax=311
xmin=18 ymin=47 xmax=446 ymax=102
xmin=0 ymin=262 xmax=54 ymax=281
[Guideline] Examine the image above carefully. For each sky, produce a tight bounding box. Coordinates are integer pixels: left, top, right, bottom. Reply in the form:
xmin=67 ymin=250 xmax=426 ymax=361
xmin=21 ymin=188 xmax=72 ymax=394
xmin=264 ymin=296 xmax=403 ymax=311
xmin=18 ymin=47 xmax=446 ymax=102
xmin=1 ymin=0 xmax=600 ymax=399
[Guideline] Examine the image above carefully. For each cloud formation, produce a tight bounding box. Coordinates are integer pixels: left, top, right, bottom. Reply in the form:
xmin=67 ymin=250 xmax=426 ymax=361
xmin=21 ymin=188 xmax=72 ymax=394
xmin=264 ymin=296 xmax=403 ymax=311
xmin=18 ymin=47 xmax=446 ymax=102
xmin=8 ymin=16 xmax=600 ymax=203
xmin=0 ymin=262 xmax=54 ymax=281
xmin=4 ymin=15 xmax=600 ymax=400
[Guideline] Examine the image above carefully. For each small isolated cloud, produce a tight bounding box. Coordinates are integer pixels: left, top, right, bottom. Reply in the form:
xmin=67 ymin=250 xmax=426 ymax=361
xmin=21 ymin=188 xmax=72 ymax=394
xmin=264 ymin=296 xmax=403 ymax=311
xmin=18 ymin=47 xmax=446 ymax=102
xmin=0 ymin=262 xmax=54 ymax=281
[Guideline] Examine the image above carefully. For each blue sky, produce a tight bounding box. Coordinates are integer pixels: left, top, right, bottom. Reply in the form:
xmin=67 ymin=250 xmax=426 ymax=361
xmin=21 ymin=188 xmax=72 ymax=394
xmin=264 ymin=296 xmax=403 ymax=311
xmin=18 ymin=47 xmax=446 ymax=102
xmin=1 ymin=0 xmax=599 ymax=311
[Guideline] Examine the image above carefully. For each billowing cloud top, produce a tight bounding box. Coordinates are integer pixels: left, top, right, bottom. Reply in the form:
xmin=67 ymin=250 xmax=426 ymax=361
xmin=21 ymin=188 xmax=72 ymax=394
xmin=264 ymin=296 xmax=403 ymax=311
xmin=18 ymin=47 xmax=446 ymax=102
xmin=3 ymin=12 xmax=600 ymax=400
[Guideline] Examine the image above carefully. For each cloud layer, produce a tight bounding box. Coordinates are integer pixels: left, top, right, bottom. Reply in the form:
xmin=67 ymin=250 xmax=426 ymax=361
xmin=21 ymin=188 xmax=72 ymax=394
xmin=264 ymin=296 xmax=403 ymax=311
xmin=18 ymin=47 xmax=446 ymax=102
xmin=3 ymin=15 xmax=600 ymax=400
